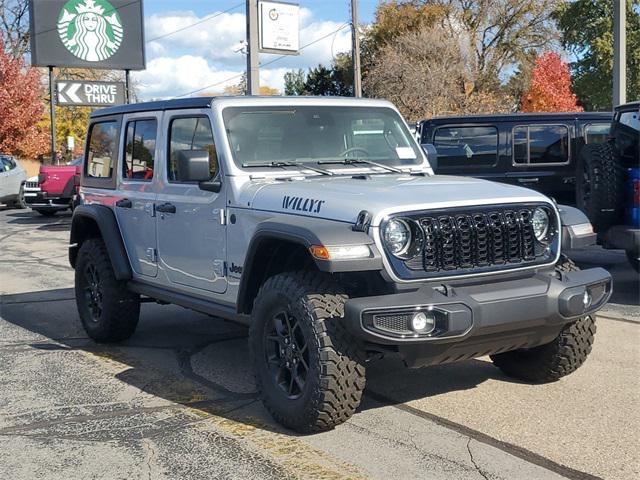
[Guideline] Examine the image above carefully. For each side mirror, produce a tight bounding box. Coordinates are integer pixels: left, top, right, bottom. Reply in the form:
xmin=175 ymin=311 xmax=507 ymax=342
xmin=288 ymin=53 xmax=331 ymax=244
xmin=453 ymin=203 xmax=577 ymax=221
xmin=421 ymin=143 xmax=438 ymax=169
xmin=177 ymin=150 xmax=212 ymax=182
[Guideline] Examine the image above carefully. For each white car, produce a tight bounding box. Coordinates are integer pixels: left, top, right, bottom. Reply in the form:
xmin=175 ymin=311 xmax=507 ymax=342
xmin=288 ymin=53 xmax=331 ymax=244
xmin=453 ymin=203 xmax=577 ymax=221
xmin=0 ymin=155 xmax=27 ymax=209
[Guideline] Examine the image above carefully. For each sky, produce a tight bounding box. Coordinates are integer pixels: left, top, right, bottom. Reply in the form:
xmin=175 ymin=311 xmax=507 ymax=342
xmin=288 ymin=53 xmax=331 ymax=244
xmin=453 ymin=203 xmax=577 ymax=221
xmin=133 ymin=1 xmax=379 ymax=100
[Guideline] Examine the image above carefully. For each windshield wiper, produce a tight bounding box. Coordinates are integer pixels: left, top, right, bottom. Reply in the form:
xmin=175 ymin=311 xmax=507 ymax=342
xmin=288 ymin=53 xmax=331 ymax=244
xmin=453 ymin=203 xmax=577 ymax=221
xmin=242 ymin=161 xmax=332 ymax=176
xmin=316 ymin=157 xmax=403 ymax=174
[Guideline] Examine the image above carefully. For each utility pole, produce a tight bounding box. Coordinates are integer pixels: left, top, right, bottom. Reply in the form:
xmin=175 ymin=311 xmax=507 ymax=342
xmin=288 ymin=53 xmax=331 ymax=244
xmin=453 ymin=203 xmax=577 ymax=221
xmin=48 ymin=66 xmax=57 ymax=164
xmin=351 ymin=0 xmax=362 ymax=97
xmin=246 ymin=0 xmax=260 ymax=95
xmin=613 ymin=0 xmax=626 ymax=106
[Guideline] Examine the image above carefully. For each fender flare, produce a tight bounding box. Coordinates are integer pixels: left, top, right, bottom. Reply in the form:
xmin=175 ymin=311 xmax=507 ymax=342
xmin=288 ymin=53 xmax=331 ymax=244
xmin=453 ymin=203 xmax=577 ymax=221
xmin=69 ymin=204 xmax=132 ymax=280
xmin=557 ymin=204 xmax=597 ymax=250
xmin=237 ymin=217 xmax=383 ymax=313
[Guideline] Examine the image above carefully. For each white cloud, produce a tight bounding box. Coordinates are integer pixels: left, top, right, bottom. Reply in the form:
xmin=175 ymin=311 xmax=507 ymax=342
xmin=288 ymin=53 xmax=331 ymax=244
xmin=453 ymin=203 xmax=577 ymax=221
xmin=138 ymin=7 xmax=353 ymax=98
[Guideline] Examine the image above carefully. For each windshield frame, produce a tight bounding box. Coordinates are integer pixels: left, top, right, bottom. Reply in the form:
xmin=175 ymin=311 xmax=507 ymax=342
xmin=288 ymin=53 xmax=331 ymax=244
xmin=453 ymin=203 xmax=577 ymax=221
xmin=219 ymin=103 xmax=430 ymax=176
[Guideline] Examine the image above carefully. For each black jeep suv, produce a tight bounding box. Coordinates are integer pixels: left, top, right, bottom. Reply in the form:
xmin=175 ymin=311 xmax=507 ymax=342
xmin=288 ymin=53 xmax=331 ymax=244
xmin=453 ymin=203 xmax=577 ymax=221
xmin=417 ymin=112 xmax=612 ymax=205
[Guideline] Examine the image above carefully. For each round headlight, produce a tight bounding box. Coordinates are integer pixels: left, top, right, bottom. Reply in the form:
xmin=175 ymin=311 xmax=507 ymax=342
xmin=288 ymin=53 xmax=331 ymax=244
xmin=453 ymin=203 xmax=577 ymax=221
xmin=383 ymin=218 xmax=411 ymax=256
xmin=532 ymin=207 xmax=550 ymax=242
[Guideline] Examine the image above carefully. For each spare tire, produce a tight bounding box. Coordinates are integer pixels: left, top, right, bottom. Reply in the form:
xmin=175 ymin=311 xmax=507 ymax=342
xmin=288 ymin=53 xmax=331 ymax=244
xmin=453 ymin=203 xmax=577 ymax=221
xmin=576 ymin=142 xmax=624 ymax=232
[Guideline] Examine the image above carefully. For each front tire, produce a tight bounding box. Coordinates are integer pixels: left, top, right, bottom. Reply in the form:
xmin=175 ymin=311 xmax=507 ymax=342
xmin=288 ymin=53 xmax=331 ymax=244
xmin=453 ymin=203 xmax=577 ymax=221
xmin=490 ymin=256 xmax=596 ymax=383
xmin=250 ymin=271 xmax=366 ymax=433
xmin=75 ymin=238 xmax=140 ymax=343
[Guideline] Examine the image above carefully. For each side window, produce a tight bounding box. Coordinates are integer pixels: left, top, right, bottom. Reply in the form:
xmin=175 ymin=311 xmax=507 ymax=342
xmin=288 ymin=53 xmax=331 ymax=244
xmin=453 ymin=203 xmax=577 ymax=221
xmin=1 ymin=157 xmax=13 ymax=172
xmin=123 ymin=119 xmax=157 ymax=181
xmin=168 ymin=117 xmax=218 ymax=182
xmin=619 ymin=110 xmax=640 ymax=132
xmin=86 ymin=121 xmax=119 ymax=179
xmin=433 ymin=126 xmax=498 ymax=167
xmin=513 ymin=125 xmax=569 ymax=165
xmin=584 ymin=123 xmax=611 ymax=144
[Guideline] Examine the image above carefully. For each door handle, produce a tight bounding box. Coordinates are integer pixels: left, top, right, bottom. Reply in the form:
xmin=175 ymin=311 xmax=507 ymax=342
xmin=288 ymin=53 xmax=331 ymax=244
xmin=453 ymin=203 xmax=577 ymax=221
xmin=155 ymin=202 xmax=176 ymax=213
xmin=517 ymin=177 xmax=539 ymax=183
xmin=116 ymin=198 xmax=132 ymax=208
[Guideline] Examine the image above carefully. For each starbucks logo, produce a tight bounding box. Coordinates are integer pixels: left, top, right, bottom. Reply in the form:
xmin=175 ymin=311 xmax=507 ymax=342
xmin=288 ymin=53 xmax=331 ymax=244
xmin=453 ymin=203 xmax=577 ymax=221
xmin=57 ymin=0 xmax=123 ymax=62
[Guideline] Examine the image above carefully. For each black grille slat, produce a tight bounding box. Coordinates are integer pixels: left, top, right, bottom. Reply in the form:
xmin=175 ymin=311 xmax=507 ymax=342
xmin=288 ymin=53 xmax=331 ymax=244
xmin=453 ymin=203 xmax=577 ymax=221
xmin=404 ymin=205 xmax=553 ymax=276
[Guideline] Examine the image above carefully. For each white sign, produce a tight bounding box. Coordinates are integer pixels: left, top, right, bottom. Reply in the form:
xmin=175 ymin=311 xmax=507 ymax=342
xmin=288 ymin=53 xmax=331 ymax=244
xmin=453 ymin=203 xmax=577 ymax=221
xmin=56 ymin=80 xmax=126 ymax=106
xmin=259 ymin=1 xmax=299 ymax=54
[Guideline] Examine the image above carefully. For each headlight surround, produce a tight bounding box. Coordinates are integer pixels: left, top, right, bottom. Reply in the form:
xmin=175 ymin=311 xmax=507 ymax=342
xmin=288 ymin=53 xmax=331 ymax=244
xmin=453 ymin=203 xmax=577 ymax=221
xmin=382 ymin=218 xmax=423 ymax=259
xmin=532 ymin=207 xmax=550 ymax=242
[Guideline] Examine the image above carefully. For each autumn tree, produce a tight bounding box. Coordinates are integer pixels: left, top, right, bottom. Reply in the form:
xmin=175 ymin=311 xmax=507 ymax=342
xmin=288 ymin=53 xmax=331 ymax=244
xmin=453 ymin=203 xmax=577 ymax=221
xmin=0 ymin=39 xmax=48 ymax=158
xmin=223 ymin=74 xmax=281 ymax=96
xmin=555 ymin=0 xmax=640 ymax=110
xmin=1 ymin=0 xmax=30 ymax=57
xmin=363 ymin=27 xmax=511 ymax=121
xmin=520 ymin=52 xmax=582 ymax=112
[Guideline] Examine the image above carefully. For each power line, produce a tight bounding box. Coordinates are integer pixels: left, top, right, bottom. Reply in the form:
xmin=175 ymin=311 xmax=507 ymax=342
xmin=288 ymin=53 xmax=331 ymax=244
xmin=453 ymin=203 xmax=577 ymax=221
xmin=173 ymin=22 xmax=352 ymax=98
xmin=146 ymin=2 xmax=244 ymax=43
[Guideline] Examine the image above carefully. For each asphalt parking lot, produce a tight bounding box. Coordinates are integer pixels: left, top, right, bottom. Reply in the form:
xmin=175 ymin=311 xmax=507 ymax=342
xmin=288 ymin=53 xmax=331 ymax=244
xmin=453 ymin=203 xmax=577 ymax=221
xmin=0 ymin=208 xmax=638 ymax=480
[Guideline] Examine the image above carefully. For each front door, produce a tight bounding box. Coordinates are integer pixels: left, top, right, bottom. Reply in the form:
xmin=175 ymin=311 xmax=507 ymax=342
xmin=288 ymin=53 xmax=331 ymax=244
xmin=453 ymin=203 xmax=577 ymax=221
xmin=156 ymin=111 xmax=227 ymax=294
xmin=114 ymin=113 xmax=160 ymax=277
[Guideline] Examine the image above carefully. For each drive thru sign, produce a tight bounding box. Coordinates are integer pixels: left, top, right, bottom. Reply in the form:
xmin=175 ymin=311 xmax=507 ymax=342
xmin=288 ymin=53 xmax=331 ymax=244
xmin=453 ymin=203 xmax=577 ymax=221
xmin=56 ymin=80 xmax=126 ymax=106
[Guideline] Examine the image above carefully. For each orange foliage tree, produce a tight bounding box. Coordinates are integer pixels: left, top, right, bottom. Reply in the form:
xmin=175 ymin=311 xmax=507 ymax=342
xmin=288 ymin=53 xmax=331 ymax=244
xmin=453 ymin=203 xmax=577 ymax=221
xmin=520 ymin=52 xmax=583 ymax=112
xmin=0 ymin=39 xmax=49 ymax=158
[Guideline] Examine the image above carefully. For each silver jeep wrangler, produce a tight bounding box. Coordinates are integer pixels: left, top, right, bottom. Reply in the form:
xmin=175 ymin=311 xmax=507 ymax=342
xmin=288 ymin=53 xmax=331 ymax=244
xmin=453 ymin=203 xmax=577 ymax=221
xmin=70 ymin=96 xmax=612 ymax=433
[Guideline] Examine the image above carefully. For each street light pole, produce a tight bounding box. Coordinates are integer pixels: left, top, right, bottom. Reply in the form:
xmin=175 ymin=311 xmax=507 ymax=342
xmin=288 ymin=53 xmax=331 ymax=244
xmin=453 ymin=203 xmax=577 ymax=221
xmin=613 ymin=0 xmax=626 ymax=106
xmin=351 ymin=0 xmax=362 ymax=97
xmin=246 ymin=0 xmax=260 ymax=95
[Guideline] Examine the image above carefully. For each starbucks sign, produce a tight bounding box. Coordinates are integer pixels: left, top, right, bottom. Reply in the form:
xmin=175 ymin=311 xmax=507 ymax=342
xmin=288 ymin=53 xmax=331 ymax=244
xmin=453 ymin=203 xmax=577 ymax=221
xmin=29 ymin=0 xmax=145 ymax=70
xmin=57 ymin=0 xmax=124 ymax=62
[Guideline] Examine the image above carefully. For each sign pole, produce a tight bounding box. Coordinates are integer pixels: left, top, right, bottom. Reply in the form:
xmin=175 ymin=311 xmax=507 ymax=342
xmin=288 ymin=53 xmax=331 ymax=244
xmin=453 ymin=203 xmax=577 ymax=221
xmin=351 ymin=0 xmax=362 ymax=97
xmin=613 ymin=0 xmax=626 ymax=106
xmin=125 ymin=69 xmax=131 ymax=103
xmin=48 ymin=66 xmax=57 ymax=164
xmin=246 ymin=0 xmax=259 ymax=95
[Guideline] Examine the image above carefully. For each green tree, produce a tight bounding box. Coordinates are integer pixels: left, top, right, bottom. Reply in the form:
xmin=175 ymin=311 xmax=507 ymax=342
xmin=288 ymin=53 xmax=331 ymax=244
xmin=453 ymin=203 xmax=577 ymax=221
xmin=555 ymin=0 xmax=640 ymax=110
xmin=284 ymin=69 xmax=306 ymax=95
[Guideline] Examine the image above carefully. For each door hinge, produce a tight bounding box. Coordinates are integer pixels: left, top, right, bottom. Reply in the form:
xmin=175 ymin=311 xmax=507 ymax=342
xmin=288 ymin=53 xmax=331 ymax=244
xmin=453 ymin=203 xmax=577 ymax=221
xmin=213 ymin=208 xmax=226 ymax=225
xmin=146 ymin=248 xmax=157 ymax=263
xmin=145 ymin=202 xmax=156 ymax=217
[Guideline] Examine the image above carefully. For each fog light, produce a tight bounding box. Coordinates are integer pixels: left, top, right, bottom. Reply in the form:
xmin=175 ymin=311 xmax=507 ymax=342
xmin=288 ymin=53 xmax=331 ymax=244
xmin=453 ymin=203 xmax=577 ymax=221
xmin=582 ymin=291 xmax=592 ymax=309
xmin=411 ymin=311 xmax=436 ymax=334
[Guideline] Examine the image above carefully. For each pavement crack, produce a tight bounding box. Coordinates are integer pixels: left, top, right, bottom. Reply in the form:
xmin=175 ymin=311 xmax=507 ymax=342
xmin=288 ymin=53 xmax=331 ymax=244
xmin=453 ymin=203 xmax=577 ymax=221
xmin=142 ymin=438 xmax=156 ymax=480
xmin=467 ymin=438 xmax=490 ymax=480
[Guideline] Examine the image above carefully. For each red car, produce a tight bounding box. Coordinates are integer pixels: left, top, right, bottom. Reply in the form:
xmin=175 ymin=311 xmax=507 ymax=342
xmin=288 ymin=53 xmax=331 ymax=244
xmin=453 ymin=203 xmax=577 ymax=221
xmin=24 ymin=158 xmax=81 ymax=216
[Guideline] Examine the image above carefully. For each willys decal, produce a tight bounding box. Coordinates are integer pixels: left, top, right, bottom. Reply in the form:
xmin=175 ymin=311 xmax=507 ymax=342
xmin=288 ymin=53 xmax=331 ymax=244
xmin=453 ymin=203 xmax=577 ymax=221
xmin=282 ymin=196 xmax=325 ymax=214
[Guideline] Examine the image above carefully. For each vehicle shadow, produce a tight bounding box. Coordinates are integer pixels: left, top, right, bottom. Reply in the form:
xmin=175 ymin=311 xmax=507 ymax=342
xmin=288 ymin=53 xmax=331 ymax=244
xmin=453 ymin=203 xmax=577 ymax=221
xmin=5 ymin=210 xmax=72 ymax=231
xmin=0 ymin=287 xmax=506 ymax=435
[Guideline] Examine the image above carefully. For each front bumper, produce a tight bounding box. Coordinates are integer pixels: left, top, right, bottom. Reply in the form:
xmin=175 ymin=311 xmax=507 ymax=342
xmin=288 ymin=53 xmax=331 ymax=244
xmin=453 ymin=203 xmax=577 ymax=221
xmin=603 ymin=225 xmax=640 ymax=254
xmin=344 ymin=267 xmax=612 ymax=367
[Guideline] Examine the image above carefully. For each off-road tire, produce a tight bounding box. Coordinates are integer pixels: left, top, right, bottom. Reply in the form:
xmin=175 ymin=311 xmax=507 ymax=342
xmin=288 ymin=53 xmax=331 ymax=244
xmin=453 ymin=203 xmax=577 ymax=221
xmin=12 ymin=185 xmax=26 ymax=209
xmin=576 ymin=142 xmax=624 ymax=232
xmin=250 ymin=271 xmax=366 ymax=433
xmin=35 ymin=209 xmax=56 ymax=217
xmin=75 ymin=238 xmax=140 ymax=343
xmin=490 ymin=256 xmax=596 ymax=383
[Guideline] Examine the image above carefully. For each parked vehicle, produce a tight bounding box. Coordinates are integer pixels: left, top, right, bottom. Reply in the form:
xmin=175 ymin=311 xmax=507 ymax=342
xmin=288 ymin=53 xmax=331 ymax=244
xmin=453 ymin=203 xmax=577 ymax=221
xmin=0 ymin=154 xmax=27 ymax=209
xmin=24 ymin=157 xmax=82 ymax=216
xmin=577 ymin=102 xmax=640 ymax=271
xmin=417 ymin=112 xmax=612 ymax=205
xmin=70 ymin=97 xmax=611 ymax=433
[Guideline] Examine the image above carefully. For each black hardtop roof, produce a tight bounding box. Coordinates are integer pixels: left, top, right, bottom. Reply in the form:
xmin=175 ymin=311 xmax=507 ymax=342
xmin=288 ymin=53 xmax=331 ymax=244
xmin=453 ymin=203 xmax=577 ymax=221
xmin=90 ymin=97 xmax=216 ymax=118
xmin=616 ymin=101 xmax=639 ymax=111
xmin=422 ymin=111 xmax=612 ymax=125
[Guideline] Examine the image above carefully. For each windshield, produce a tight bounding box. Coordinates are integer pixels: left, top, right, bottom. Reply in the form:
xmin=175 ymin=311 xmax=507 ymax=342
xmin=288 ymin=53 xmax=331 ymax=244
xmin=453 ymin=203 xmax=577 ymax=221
xmin=222 ymin=106 xmax=423 ymax=170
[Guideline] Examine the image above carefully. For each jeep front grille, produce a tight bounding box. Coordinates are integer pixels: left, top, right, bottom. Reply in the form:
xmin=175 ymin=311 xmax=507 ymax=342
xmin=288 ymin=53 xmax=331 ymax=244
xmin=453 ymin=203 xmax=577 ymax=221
xmin=25 ymin=181 xmax=39 ymax=189
xmin=388 ymin=204 xmax=557 ymax=280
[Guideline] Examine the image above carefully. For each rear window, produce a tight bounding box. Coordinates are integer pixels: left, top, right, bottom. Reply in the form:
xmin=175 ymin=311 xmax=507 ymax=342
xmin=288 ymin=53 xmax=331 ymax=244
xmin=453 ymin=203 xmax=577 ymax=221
xmin=513 ymin=125 xmax=569 ymax=165
xmin=86 ymin=121 xmax=118 ymax=179
xmin=433 ymin=126 xmax=498 ymax=167
xmin=584 ymin=123 xmax=610 ymax=144
xmin=123 ymin=119 xmax=157 ymax=181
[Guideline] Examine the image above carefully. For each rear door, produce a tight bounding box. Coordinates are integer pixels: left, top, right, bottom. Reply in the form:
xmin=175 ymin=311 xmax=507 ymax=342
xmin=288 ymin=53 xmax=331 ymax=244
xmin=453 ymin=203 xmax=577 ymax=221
xmin=114 ymin=112 xmax=161 ymax=278
xmin=155 ymin=110 xmax=227 ymax=294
